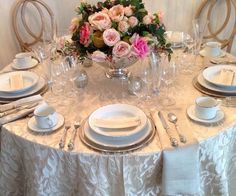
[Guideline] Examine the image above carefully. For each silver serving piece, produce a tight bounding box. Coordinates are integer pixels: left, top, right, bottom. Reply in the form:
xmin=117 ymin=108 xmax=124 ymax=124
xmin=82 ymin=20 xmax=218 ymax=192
xmin=158 ymin=111 xmax=178 ymax=147
xmin=59 ymin=123 xmax=71 ymax=149
xmin=68 ymin=121 xmax=80 ymax=150
xmin=167 ymin=113 xmax=187 ymax=143
xmin=74 ymin=70 xmax=88 ymax=88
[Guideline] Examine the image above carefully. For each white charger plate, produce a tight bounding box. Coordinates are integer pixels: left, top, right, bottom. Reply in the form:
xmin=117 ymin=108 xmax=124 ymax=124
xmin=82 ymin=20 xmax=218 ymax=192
xmin=0 ymin=71 xmax=39 ymax=93
xmin=84 ymin=118 xmax=152 ymax=148
xmin=0 ymin=76 xmax=45 ymax=99
xmin=28 ymin=113 xmax=64 ymax=133
xmin=199 ymin=49 xmax=226 ymax=58
xmin=197 ymin=73 xmax=236 ymax=94
xmin=202 ymin=65 xmax=236 ymax=88
xmin=88 ymin=104 xmax=147 ymax=138
xmin=186 ymin=105 xmax=224 ymax=124
xmin=12 ymin=58 xmax=38 ymax=70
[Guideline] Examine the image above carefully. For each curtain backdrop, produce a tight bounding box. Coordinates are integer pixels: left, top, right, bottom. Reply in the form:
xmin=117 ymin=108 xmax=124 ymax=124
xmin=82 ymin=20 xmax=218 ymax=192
xmin=0 ymin=0 xmax=235 ymax=69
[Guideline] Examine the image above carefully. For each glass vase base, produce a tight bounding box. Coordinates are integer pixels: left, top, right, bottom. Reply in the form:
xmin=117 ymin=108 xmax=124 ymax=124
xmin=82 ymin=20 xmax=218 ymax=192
xmin=105 ymin=68 xmax=131 ymax=79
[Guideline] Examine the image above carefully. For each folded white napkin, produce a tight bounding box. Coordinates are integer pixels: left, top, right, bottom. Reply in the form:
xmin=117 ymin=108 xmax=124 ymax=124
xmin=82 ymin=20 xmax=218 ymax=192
xmin=214 ymin=68 xmax=235 ymax=86
xmin=0 ymin=107 xmax=35 ymax=126
xmin=92 ymin=116 xmax=141 ymax=129
xmin=0 ymin=94 xmax=43 ymax=112
xmin=152 ymin=111 xmax=200 ymax=195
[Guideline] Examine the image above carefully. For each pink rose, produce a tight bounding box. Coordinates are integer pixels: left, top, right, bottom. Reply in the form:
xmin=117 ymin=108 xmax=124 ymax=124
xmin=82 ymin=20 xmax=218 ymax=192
xmin=91 ymin=51 xmax=107 ymax=62
xmin=128 ymin=16 xmax=138 ymax=27
xmin=69 ymin=17 xmax=80 ymax=33
xmin=157 ymin=11 xmax=164 ymax=24
xmin=143 ymin=14 xmax=153 ymax=25
xmin=101 ymin=8 xmax=109 ymax=14
xmin=103 ymin=28 xmax=120 ymax=46
xmin=124 ymin=6 xmax=133 ymax=17
xmin=131 ymin=35 xmax=149 ymax=59
xmin=108 ymin=4 xmax=124 ymax=22
xmin=88 ymin=12 xmax=112 ymax=31
xmin=79 ymin=22 xmax=91 ymax=46
xmin=112 ymin=41 xmax=131 ymax=58
xmin=118 ymin=21 xmax=129 ymax=33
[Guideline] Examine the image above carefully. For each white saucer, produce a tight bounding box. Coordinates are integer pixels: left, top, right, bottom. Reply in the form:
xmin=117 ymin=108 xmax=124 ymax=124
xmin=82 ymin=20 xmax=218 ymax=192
xmin=12 ymin=58 xmax=38 ymax=70
xmin=28 ymin=113 xmax=64 ymax=133
xmin=186 ymin=105 xmax=224 ymax=124
xmin=199 ymin=49 xmax=226 ymax=58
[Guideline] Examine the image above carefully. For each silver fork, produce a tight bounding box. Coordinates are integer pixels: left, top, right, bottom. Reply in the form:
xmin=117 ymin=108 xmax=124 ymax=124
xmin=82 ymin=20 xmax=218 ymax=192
xmin=59 ymin=123 xmax=71 ymax=149
xmin=68 ymin=121 xmax=80 ymax=150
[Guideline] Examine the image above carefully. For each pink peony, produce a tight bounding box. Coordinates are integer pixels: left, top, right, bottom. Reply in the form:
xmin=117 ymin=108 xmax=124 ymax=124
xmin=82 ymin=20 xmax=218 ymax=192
xmin=103 ymin=28 xmax=120 ymax=46
xmin=143 ymin=14 xmax=153 ymax=25
xmin=112 ymin=41 xmax=131 ymax=58
xmin=128 ymin=16 xmax=138 ymax=27
xmin=108 ymin=4 xmax=124 ymax=22
xmin=88 ymin=12 xmax=112 ymax=31
xmin=91 ymin=51 xmax=107 ymax=62
xmin=124 ymin=6 xmax=133 ymax=17
xmin=131 ymin=35 xmax=149 ymax=59
xmin=79 ymin=22 xmax=91 ymax=46
xmin=69 ymin=17 xmax=80 ymax=33
xmin=118 ymin=21 xmax=129 ymax=33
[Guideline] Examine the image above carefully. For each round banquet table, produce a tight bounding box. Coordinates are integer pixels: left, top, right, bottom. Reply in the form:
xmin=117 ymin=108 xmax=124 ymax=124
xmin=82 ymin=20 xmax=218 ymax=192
xmin=1 ymin=54 xmax=236 ymax=196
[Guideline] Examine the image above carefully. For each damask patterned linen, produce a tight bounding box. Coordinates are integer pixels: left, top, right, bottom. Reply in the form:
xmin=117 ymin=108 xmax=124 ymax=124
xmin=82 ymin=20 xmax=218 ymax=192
xmin=1 ymin=57 xmax=236 ymax=195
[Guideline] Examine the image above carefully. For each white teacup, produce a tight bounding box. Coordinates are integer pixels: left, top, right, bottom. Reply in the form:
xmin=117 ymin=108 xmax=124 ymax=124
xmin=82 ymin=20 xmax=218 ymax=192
xmin=14 ymin=52 xmax=32 ymax=66
xmin=195 ymin=96 xmax=220 ymax=120
xmin=34 ymin=103 xmax=58 ymax=129
xmin=204 ymin=41 xmax=221 ymax=57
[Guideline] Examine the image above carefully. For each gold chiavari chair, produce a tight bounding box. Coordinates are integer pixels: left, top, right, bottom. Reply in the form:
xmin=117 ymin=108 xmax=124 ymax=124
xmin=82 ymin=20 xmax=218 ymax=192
xmin=12 ymin=0 xmax=55 ymax=52
xmin=195 ymin=0 xmax=236 ymax=53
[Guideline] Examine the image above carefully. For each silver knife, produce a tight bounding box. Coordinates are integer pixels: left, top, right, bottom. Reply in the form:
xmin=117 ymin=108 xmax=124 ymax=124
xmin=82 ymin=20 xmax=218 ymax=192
xmin=158 ymin=111 xmax=178 ymax=147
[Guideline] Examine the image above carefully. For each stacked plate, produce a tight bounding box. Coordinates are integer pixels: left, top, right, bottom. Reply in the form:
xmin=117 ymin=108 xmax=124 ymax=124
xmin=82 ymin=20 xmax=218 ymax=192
xmin=0 ymin=71 xmax=47 ymax=103
xmin=193 ymin=65 xmax=236 ymax=97
xmin=79 ymin=104 xmax=155 ymax=153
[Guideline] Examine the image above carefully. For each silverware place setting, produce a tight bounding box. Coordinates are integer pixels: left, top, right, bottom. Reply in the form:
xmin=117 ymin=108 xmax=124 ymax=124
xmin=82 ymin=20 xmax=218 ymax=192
xmin=59 ymin=122 xmax=71 ymax=149
xmin=68 ymin=121 xmax=81 ymax=150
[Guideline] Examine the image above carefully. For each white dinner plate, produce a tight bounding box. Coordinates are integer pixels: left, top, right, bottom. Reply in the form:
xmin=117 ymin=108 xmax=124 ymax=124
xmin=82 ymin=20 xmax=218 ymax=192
xmin=84 ymin=118 xmax=152 ymax=148
xmin=199 ymin=49 xmax=226 ymax=58
xmin=202 ymin=65 xmax=236 ymax=88
xmin=28 ymin=113 xmax=64 ymax=133
xmin=0 ymin=76 xmax=45 ymax=99
xmin=197 ymin=73 xmax=236 ymax=94
xmin=186 ymin=105 xmax=224 ymax=124
xmin=88 ymin=104 xmax=147 ymax=138
xmin=12 ymin=58 xmax=38 ymax=70
xmin=0 ymin=71 xmax=39 ymax=94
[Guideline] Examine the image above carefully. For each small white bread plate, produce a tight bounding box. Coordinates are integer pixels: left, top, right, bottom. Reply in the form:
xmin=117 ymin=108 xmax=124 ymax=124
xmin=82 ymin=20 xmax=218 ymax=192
xmin=0 ymin=71 xmax=39 ymax=94
xmin=28 ymin=113 xmax=64 ymax=133
xmin=12 ymin=58 xmax=38 ymax=70
xmin=199 ymin=49 xmax=226 ymax=58
xmin=202 ymin=65 xmax=236 ymax=88
xmin=88 ymin=104 xmax=147 ymax=138
xmin=187 ymin=105 xmax=224 ymax=124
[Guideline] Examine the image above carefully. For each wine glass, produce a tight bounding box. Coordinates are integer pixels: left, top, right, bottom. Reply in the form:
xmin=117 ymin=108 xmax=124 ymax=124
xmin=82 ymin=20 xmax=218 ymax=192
xmin=159 ymin=58 xmax=176 ymax=106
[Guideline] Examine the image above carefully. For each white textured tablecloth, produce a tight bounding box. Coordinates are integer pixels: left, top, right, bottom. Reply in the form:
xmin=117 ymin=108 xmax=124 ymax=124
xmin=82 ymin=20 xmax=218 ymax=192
xmin=1 ymin=55 xmax=236 ymax=196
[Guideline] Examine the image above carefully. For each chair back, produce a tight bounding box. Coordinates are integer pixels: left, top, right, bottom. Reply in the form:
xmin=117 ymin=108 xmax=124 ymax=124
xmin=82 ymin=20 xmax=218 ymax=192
xmin=195 ymin=0 xmax=236 ymax=53
xmin=12 ymin=0 xmax=55 ymax=51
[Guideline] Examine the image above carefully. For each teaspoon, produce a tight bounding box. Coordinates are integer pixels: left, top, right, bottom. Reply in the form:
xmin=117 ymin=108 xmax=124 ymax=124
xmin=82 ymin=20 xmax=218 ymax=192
xmin=167 ymin=113 xmax=187 ymax=143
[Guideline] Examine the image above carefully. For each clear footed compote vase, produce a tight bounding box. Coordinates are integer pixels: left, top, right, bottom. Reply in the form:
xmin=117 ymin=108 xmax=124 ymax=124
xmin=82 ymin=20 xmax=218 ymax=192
xmin=95 ymin=55 xmax=138 ymax=79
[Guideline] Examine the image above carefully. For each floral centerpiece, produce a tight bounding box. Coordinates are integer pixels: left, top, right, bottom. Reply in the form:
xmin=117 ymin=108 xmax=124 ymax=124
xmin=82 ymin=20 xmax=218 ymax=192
xmin=69 ymin=0 xmax=172 ymax=78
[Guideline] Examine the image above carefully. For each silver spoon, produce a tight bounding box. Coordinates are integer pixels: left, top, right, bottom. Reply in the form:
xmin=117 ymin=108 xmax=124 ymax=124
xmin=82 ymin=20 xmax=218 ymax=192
xmin=59 ymin=123 xmax=71 ymax=149
xmin=68 ymin=121 xmax=80 ymax=150
xmin=167 ymin=113 xmax=187 ymax=143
